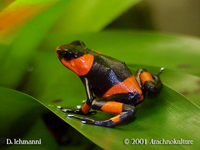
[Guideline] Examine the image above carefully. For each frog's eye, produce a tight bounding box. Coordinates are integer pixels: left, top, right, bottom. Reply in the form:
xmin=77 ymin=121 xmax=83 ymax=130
xmin=63 ymin=51 xmax=72 ymax=60
xmin=62 ymin=50 xmax=78 ymax=61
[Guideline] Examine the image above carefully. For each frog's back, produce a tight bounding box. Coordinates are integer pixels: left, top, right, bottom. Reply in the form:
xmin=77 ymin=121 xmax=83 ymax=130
xmin=83 ymin=53 xmax=141 ymax=97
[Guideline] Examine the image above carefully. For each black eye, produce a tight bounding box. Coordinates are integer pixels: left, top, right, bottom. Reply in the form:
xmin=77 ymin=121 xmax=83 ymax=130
xmin=63 ymin=51 xmax=77 ymax=61
xmin=63 ymin=51 xmax=72 ymax=60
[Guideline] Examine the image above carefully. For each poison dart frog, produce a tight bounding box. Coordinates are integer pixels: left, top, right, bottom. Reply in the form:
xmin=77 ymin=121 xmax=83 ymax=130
xmin=56 ymin=40 xmax=163 ymax=127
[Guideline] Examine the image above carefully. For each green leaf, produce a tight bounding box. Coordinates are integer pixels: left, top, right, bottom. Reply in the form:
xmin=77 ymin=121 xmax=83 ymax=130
xmin=0 ymin=0 xmax=12 ymax=11
xmin=0 ymin=0 xmax=139 ymax=88
xmin=3 ymin=118 xmax=60 ymax=150
xmin=46 ymin=85 xmax=200 ymax=150
xmin=0 ymin=0 xmax=62 ymax=44
xmin=0 ymin=87 xmax=42 ymax=138
xmin=51 ymin=0 xmax=141 ymax=34
xmin=0 ymin=0 xmax=73 ymax=88
xmin=0 ymin=87 xmax=59 ymax=149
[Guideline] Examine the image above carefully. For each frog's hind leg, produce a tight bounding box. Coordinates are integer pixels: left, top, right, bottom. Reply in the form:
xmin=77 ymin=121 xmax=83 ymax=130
xmin=68 ymin=99 xmax=136 ymax=127
xmin=135 ymin=68 xmax=163 ymax=94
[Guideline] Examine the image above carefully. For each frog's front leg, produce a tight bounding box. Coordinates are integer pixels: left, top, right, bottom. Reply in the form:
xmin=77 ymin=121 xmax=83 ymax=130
xmin=58 ymin=77 xmax=96 ymax=115
xmin=68 ymin=95 xmax=137 ymax=128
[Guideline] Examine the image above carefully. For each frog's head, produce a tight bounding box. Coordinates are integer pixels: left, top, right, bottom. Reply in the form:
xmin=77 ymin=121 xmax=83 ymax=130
xmin=56 ymin=40 xmax=94 ymax=76
xmin=56 ymin=40 xmax=88 ymax=60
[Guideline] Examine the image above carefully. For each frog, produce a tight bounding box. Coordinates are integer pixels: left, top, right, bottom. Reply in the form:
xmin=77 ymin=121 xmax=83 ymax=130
xmin=56 ymin=40 xmax=163 ymax=127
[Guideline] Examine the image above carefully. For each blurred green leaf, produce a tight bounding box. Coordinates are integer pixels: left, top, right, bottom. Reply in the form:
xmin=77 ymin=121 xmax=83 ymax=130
xmin=0 ymin=87 xmax=42 ymax=138
xmin=0 ymin=0 xmax=13 ymax=11
xmin=0 ymin=87 xmax=59 ymax=149
xmin=0 ymin=0 xmax=72 ymax=88
xmin=51 ymin=0 xmax=141 ymax=34
xmin=0 ymin=0 xmax=139 ymax=89
xmin=0 ymin=0 xmax=140 ymax=44
xmin=2 ymin=118 xmax=59 ymax=150
xmin=0 ymin=0 xmax=61 ymax=44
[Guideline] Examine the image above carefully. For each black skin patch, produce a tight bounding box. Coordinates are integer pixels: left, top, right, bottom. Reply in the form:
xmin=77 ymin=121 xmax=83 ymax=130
xmin=80 ymin=51 xmax=133 ymax=97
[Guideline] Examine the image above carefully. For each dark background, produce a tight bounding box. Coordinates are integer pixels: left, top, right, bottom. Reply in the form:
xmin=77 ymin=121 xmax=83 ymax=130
xmin=106 ymin=0 xmax=200 ymax=37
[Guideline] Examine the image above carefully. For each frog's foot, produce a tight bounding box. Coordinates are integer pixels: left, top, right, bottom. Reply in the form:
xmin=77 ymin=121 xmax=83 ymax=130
xmin=57 ymin=106 xmax=96 ymax=115
xmin=68 ymin=114 xmax=95 ymax=123
xmin=67 ymin=114 xmax=115 ymax=127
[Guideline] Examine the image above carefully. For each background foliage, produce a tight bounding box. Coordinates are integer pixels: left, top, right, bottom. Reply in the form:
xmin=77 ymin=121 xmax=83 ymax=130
xmin=0 ymin=0 xmax=199 ymax=149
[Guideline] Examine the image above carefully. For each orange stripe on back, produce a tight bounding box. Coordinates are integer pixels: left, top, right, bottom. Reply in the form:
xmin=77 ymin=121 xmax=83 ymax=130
xmin=102 ymin=75 xmax=143 ymax=98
